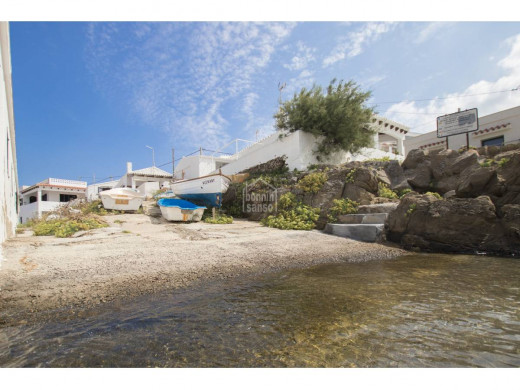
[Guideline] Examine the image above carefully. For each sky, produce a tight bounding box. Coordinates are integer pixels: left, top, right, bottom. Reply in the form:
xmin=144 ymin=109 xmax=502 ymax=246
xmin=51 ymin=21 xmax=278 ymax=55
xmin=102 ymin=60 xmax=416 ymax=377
xmin=9 ymin=21 xmax=520 ymax=186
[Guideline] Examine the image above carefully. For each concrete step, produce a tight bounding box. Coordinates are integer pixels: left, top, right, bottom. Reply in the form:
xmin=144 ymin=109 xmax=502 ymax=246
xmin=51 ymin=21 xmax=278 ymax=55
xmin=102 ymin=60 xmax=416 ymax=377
xmin=142 ymin=200 xmax=162 ymax=217
xmin=337 ymin=213 xmax=388 ymax=224
xmin=324 ymin=223 xmax=384 ymax=242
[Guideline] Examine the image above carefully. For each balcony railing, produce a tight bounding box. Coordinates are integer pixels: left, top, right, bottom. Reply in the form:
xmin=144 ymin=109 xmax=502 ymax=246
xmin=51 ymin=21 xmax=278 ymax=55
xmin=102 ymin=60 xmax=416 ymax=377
xmin=43 ymin=178 xmax=87 ymax=187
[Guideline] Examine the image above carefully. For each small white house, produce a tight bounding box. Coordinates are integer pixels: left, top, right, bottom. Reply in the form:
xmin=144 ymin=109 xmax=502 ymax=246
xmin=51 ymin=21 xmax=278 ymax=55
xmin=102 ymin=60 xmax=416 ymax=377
xmin=116 ymin=162 xmax=172 ymax=198
xmin=86 ymin=179 xmax=119 ymax=201
xmin=174 ymin=115 xmax=411 ymax=180
xmin=19 ymin=178 xmax=87 ymax=224
xmin=404 ymin=105 xmax=520 ymax=155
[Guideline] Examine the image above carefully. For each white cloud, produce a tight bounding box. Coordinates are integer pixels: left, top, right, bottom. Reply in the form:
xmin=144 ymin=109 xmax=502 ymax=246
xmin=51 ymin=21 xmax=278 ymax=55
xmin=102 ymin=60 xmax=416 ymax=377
xmin=323 ymin=22 xmax=395 ymax=67
xmin=283 ymin=41 xmax=316 ymax=71
xmin=383 ymin=34 xmax=520 ymax=132
xmin=414 ymin=22 xmax=453 ymax=44
xmin=85 ymin=22 xmax=295 ymax=149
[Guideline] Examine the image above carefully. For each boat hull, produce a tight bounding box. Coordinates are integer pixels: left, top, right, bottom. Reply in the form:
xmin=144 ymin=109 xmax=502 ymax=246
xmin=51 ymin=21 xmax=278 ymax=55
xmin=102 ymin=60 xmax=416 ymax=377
xmin=172 ymin=174 xmax=231 ymax=208
xmin=157 ymin=198 xmax=206 ymax=222
xmin=99 ymin=188 xmax=144 ymax=211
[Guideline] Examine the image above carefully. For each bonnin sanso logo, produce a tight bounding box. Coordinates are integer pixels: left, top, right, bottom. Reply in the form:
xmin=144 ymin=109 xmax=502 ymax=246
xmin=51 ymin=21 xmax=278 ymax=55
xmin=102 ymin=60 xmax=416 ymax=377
xmin=243 ymin=178 xmax=278 ymax=213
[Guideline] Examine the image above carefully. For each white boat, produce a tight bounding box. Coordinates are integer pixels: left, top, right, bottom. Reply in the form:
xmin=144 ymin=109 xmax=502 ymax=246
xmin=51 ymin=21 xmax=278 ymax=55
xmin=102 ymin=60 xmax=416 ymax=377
xmin=99 ymin=188 xmax=144 ymax=211
xmin=157 ymin=198 xmax=206 ymax=222
xmin=171 ymin=172 xmax=231 ymax=208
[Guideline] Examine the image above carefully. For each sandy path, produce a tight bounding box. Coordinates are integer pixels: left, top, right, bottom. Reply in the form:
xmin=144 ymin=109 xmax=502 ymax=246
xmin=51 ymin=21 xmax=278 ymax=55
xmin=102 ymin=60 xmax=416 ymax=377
xmin=0 ymin=215 xmax=406 ymax=324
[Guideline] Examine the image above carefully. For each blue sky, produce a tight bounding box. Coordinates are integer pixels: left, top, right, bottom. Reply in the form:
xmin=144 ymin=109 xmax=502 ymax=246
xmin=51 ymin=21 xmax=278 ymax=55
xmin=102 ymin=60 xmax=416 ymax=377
xmin=10 ymin=21 xmax=520 ymax=186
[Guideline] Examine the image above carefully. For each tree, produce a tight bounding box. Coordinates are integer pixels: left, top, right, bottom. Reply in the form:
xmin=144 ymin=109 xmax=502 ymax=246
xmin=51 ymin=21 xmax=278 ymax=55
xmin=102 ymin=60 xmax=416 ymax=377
xmin=274 ymin=79 xmax=375 ymax=157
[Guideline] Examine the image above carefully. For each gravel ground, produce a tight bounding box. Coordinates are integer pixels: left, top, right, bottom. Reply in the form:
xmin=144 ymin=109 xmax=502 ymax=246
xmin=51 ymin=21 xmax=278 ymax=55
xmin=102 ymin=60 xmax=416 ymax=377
xmin=0 ymin=214 xmax=406 ymax=325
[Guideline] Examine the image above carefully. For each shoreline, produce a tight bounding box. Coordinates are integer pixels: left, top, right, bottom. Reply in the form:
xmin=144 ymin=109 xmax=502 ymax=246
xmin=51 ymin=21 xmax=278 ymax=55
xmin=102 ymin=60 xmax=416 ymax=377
xmin=0 ymin=215 xmax=407 ymax=326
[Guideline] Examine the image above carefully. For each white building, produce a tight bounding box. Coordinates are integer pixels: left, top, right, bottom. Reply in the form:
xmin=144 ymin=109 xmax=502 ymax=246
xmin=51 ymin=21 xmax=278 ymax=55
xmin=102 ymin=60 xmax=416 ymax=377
xmin=86 ymin=162 xmax=173 ymax=200
xmin=404 ymin=105 xmax=520 ymax=155
xmin=19 ymin=178 xmax=87 ymax=224
xmin=174 ymin=115 xmax=411 ymax=180
xmin=86 ymin=179 xmax=119 ymax=201
xmin=0 ymin=22 xmax=19 ymax=245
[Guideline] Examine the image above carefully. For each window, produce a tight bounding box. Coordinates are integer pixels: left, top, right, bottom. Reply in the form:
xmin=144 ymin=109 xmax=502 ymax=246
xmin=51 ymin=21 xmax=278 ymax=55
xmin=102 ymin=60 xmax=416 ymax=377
xmin=42 ymin=194 xmax=48 ymax=201
xmin=29 ymin=196 xmax=37 ymax=203
xmin=60 ymin=194 xmax=77 ymax=202
xmin=481 ymin=136 xmax=504 ymax=147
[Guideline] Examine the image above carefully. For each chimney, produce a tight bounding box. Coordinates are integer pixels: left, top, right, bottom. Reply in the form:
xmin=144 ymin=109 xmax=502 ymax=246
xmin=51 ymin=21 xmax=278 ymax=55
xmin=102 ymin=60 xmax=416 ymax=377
xmin=126 ymin=162 xmax=132 ymax=173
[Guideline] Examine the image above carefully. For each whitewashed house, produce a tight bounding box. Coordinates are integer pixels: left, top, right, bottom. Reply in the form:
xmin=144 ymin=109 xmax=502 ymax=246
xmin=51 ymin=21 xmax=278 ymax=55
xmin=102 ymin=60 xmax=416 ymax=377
xmin=86 ymin=179 xmax=119 ymax=201
xmin=404 ymin=105 xmax=520 ymax=155
xmin=19 ymin=178 xmax=87 ymax=224
xmin=0 ymin=22 xmax=19 ymax=245
xmin=174 ymin=115 xmax=411 ymax=180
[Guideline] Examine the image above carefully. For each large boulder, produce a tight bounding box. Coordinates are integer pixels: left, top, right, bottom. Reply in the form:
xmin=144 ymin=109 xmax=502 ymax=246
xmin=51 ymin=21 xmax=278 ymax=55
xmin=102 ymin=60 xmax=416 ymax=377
xmin=402 ymin=149 xmax=429 ymax=170
xmin=382 ymin=160 xmax=411 ymax=192
xmin=456 ymin=167 xmax=496 ymax=198
xmin=405 ymin=163 xmax=433 ymax=190
xmin=385 ymin=194 xmax=519 ymax=255
xmin=342 ymin=183 xmax=374 ymax=205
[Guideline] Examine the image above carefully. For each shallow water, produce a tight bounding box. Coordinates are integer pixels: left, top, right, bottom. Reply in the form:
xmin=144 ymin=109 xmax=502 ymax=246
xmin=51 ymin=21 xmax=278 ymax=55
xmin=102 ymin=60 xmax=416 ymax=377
xmin=1 ymin=253 xmax=519 ymax=367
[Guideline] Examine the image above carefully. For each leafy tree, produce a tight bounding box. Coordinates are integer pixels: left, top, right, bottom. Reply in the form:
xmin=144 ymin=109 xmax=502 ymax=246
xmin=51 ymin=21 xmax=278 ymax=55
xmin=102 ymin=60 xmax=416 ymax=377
xmin=274 ymin=79 xmax=375 ymax=157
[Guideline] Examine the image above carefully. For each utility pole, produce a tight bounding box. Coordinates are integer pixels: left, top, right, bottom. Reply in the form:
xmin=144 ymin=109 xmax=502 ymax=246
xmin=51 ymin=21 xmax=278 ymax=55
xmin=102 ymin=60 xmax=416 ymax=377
xmin=172 ymin=148 xmax=175 ymax=179
xmin=278 ymin=81 xmax=286 ymax=104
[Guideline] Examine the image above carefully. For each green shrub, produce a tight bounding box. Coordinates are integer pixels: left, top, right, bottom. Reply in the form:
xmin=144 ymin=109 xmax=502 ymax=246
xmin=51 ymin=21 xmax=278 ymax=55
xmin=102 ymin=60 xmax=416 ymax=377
xmin=378 ymin=183 xmax=398 ymax=199
xmin=498 ymin=157 xmax=510 ymax=167
xmin=261 ymin=192 xmax=320 ymax=230
xmin=33 ymin=217 xmax=108 ymax=238
xmin=366 ymin=156 xmax=391 ymax=162
xmin=479 ymin=159 xmax=494 ymax=168
xmin=204 ymin=214 xmax=234 ymax=224
xmin=398 ymin=188 xmax=412 ymax=198
xmin=406 ymin=204 xmax=417 ymax=217
xmin=296 ymin=171 xmax=328 ymax=194
xmin=327 ymin=198 xmax=359 ymax=222
xmin=425 ymin=191 xmax=442 ymax=200
xmin=345 ymin=168 xmax=357 ymax=184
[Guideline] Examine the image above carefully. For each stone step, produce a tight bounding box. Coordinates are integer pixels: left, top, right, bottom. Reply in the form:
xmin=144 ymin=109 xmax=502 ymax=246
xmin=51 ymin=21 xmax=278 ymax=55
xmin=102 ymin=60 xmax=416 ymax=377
xmin=358 ymin=202 xmax=398 ymax=214
xmin=142 ymin=200 xmax=162 ymax=217
xmin=324 ymin=223 xmax=384 ymax=242
xmin=337 ymin=213 xmax=388 ymax=224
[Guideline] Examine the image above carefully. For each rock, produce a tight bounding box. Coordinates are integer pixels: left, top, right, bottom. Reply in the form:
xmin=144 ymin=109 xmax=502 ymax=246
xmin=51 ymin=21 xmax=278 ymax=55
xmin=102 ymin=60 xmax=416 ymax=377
xmin=443 ymin=190 xmax=456 ymax=199
xmin=349 ymin=166 xmax=379 ymax=194
xmin=405 ymin=163 xmax=433 ymax=190
xmin=342 ymin=183 xmax=374 ymax=205
xmin=358 ymin=202 xmax=399 ymax=214
xmin=385 ymin=194 xmax=519 ymax=255
xmin=456 ymin=167 xmax=496 ymax=198
xmin=449 ymin=150 xmax=479 ymax=176
xmin=383 ymin=160 xmax=411 ymax=192
xmin=434 ymin=175 xmax=460 ymax=194
xmin=402 ymin=149 xmax=429 ymax=170
xmin=430 ymin=149 xmax=459 ymax=180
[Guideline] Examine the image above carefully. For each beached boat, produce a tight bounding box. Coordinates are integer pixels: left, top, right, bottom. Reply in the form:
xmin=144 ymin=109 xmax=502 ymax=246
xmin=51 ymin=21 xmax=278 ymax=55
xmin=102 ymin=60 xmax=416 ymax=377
xmin=157 ymin=198 xmax=206 ymax=222
xmin=171 ymin=172 xmax=231 ymax=208
xmin=99 ymin=188 xmax=144 ymax=211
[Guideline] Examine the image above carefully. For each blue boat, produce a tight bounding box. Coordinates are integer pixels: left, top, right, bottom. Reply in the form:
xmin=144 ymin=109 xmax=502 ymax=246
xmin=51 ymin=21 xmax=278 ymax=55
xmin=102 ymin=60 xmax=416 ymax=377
xmin=157 ymin=198 xmax=206 ymax=222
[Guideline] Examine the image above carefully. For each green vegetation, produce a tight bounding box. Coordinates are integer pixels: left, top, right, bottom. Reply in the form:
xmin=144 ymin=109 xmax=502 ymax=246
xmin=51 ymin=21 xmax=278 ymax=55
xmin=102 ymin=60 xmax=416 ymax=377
xmin=327 ymin=198 xmax=359 ymax=222
xmin=378 ymin=183 xmax=398 ymax=199
xmin=114 ymin=220 xmax=125 ymax=224
xmin=25 ymin=200 xmax=110 ymax=238
xmin=296 ymin=171 xmax=328 ymax=194
xmin=274 ymin=79 xmax=375 ymax=157
xmin=261 ymin=193 xmax=320 ymax=230
xmin=406 ymin=203 xmax=417 ymax=217
xmin=345 ymin=168 xmax=357 ymax=184
xmin=398 ymin=188 xmax=412 ymax=198
xmin=426 ymin=191 xmax=442 ymax=200
xmin=122 ymin=230 xmax=132 ymax=234
xmin=33 ymin=217 xmax=108 ymax=238
xmin=204 ymin=214 xmax=234 ymax=224
xmin=366 ymin=156 xmax=392 ymax=162
xmin=498 ymin=157 xmax=510 ymax=167
xmin=479 ymin=159 xmax=494 ymax=168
